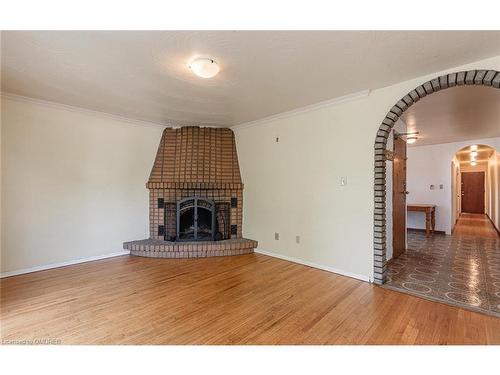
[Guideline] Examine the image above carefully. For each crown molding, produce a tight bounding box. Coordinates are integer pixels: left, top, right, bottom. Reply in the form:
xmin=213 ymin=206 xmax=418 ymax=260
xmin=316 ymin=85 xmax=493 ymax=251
xmin=2 ymin=90 xmax=371 ymax=131
xmin=1 ymin=92 xmax=170 ymax=129
xmin=0 ymin=92 xmax=227 ymax=129
xmin=230 ymin=89 xmax=371 ymax=131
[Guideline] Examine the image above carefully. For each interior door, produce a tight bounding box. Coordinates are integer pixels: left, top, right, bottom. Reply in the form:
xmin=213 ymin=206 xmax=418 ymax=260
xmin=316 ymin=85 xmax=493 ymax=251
xmin=392 ymin=136 xmax=407 ymax=259
xmin=461 ymin=172 xmax=485 ymax=214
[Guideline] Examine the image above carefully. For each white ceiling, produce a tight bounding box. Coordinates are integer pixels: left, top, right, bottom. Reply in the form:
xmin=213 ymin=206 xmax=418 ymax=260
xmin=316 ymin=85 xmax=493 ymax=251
xmin=402 ymin=85 xmax=500 ymax=147
xmin=2 ymin=31 xmax=500 ymax=127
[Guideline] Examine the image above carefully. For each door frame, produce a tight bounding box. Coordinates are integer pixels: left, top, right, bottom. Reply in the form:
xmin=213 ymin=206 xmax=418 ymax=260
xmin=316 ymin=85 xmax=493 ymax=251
xmin=391 ymin=134 xmax=407 ymax=259
xmin=372 ymin=69 xmax=500 ymax=285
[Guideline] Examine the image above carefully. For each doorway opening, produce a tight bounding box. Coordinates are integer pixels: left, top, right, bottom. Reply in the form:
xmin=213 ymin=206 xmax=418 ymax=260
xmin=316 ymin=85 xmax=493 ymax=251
xmin=387 ymin=138 xmax=500 ymax=316
xmin=373 ymin=69 xmax=500 ymax=285
xmin=451 ymin=144 xmax=500 ymax=237
xmin=373 ymin=70 xmax=500 ymax=317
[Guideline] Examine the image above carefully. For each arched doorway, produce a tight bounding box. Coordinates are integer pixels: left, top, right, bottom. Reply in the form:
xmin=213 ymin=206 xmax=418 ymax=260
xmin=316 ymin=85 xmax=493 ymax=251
xmin=452 ymin=144 xmax=500 ymax=235
xmin=373 ymin=69 xmax=500 ymax=285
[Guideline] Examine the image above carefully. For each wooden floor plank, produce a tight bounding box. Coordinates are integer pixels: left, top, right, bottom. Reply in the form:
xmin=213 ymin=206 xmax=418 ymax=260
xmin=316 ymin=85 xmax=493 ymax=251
xmin=453 ymin=213 xmax=500 ymax=238
xmin=1 ymin=253 xmax=499 ymax=344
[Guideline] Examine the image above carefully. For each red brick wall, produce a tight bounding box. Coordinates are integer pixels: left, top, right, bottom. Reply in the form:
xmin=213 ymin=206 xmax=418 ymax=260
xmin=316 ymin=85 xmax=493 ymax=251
xmin=147 ymin=127 xmax=244 ymax=241
xmin=149 ymin=126 xmax=242 ymax=184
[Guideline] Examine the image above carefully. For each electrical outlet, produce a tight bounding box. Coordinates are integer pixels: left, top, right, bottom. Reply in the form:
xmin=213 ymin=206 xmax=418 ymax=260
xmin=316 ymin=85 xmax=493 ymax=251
xmin=430 ymin=184 xmax=435 ymax=190
xmin=274 ymin=232 xmax=279 ymax=240
xmin=296 ymin=235 xmax=300 ymax=244
xmin=439 ymin=184 xmax=444 ymax=190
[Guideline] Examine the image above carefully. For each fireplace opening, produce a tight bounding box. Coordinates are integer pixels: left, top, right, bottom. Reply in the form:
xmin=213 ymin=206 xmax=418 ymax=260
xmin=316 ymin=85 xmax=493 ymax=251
xmin=176 ymin=197 xmax=215 ymax=241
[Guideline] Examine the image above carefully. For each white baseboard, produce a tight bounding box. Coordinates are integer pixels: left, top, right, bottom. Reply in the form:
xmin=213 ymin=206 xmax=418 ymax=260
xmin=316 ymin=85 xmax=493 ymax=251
xmin=0 ymin=250 xmax=130 ymax=278
xmin=1 ymin=248 xmax=371 ymax=282
xmin=254 ymin=249 xmax=370 ymax=282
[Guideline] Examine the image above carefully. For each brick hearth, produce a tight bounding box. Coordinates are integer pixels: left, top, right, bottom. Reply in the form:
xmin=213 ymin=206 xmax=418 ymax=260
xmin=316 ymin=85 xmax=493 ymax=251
xmin=124 ymin=126 xmax=257 ymax=258
xmin=124 ymin=238 xmax=257 ymax=258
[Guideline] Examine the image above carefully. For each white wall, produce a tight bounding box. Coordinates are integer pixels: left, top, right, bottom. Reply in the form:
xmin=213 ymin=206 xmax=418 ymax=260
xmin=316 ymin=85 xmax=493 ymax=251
xmin=0 ymin=96 xmax=2 ymax=261
xmin=234 ymin=56 xmax=500 ymax=281
xmin=487 ymin=151 xmax=500 ymax=231
xmin=451 ymin=156 xmax=461 ymax=227
xmin=407 ymin=137 xmax=500 ymax=234
xmin=1 ymin=95 xmax=164 ymax=274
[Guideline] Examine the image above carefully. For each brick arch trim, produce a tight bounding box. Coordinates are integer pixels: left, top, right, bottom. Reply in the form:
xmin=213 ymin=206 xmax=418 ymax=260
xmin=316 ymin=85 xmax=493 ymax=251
xmin=373 ymin=69 xmax=500 ymax=285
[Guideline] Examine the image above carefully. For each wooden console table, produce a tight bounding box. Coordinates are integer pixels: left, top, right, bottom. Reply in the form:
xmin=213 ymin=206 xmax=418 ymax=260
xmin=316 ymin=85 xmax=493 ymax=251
xmin=407 ymin=204 xmax=436 ymax=237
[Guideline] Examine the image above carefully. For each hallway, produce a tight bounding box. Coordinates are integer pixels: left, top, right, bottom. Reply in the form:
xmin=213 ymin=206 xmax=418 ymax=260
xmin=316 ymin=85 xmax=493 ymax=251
xmin=453 ymin=213 xmax=500 ymax=238
xmin=384 ymin=214 xmax=500 ymax=317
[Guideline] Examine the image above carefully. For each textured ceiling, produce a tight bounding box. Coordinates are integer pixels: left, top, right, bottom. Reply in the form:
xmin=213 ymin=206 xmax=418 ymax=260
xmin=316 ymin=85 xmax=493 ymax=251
xmin=2 ymin=31 xmax=500 ymax=127
xmin=402 ymin=85 xmax=500 ymax=147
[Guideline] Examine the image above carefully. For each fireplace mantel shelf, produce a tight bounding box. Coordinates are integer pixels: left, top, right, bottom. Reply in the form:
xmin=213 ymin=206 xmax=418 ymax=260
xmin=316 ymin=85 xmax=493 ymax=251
xmin=124 ymin=238 xmax=258 ymax=259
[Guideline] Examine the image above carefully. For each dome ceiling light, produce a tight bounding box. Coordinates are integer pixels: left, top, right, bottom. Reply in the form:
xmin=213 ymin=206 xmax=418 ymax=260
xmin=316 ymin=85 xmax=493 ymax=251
xmin=406 ymin=136 xmax=418 ymax=144
xmin=396 ymin=131 xmax=419 ymax=144
xmin=188 ymin=57 xmax=220 ymax=78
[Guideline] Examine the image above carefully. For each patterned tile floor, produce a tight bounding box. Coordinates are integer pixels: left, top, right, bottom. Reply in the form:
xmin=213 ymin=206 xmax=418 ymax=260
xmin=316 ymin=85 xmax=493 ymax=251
xmin=384 ymin=230 xmax=500 ymax=317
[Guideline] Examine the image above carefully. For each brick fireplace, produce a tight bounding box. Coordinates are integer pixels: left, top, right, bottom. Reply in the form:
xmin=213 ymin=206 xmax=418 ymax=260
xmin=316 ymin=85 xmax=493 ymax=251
xmin=123 ymin=126 xmax=257 ymax=258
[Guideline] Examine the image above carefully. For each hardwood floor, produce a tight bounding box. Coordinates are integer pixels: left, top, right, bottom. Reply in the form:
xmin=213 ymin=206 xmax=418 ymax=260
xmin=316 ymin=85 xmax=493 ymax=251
xmin=1 ymin=253 xmax=500 ymax=344
xmin=453 ymin=213 xmax=500 ymax=238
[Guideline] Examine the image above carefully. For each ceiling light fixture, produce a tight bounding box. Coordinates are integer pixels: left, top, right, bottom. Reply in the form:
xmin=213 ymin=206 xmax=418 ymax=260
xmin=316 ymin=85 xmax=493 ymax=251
xmin=470 ymin=145 xmax=478 ymax=151
xmin=395 ymin=131 xmax=419 ymax=144
xmin=406 ymin=136 xmax=418 ymax=144
xmin=188 ymin=57 xmax=220 ymax=78
xmin=471 ymin=151 xmax=478 ymax=158
xmin=470 ymin=161 xmax=477 ymax=166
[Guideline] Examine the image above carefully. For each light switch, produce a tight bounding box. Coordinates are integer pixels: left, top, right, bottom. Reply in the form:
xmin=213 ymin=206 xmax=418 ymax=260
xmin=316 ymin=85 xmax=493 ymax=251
xmin=341 ymin=177 xmax=347 ymax=186
xmin=430 ymin=184 xmax=435 ymax=190
xmin=296 ymin=235 xmax=300 ymax=244
xmin=275 ymin=232 xmax=279 ymax=240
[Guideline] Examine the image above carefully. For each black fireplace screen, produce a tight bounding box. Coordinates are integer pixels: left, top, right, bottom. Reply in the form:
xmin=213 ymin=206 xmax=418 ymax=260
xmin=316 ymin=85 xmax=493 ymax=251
xmin=177 ymin=197 xmax=215 ymax=241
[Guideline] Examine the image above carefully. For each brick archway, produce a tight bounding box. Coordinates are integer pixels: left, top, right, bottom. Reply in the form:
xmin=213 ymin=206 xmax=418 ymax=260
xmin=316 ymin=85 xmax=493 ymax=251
xmin=373 ymin=69 xmax=500 ymax=285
